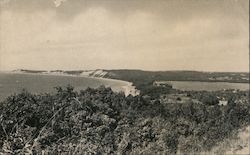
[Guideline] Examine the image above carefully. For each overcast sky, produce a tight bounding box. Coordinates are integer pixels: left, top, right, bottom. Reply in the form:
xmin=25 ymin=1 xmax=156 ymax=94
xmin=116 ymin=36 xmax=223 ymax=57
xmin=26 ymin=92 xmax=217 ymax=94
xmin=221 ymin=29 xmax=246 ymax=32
xmin=0 ymin=0 xmax=249 ymax=72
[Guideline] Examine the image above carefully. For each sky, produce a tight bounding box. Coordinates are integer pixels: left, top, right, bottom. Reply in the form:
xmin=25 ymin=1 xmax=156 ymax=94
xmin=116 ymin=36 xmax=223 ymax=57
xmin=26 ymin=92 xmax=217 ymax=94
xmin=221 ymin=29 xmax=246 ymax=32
xmin=0 ymin=0 xmax=249 ymax=72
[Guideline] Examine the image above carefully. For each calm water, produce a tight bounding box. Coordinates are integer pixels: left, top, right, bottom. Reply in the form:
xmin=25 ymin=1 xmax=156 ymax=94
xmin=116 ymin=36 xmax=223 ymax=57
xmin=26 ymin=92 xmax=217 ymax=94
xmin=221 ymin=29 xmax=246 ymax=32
xmin=167 ymin=81 xmax=249 ymax=91
xmin=0 ymin=73 xmax=128 ymax=101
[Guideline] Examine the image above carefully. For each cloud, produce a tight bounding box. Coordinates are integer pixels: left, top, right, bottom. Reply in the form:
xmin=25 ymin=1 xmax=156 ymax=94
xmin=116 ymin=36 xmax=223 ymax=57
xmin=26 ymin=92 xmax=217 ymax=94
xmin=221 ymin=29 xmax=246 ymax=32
xmin=0 ymin=0 xmax=249 ymax=71
xmin=1 ymin=0 xmax=247 ymax=19
xmin=54 ymin=0 xmax=67 ymax=8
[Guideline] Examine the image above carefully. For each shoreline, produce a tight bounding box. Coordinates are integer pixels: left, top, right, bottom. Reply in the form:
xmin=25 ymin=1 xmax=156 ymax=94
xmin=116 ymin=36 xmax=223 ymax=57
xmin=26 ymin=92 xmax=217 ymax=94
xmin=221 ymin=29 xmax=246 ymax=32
xmin=87 ymin=76 xmax=140 ymax=96
xmin=3 ymin=71 xmax=140 ymax=97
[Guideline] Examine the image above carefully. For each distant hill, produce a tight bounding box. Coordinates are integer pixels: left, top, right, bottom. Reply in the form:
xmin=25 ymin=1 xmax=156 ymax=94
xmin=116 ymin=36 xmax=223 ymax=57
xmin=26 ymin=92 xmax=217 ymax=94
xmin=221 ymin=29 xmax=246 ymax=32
xmin=13 ymin=69 xmax=249 ymax=84
xmin=103 ymin=69 xmax=249 ymax=83
xmin=12 ymin=69 xmax=249 ymax=97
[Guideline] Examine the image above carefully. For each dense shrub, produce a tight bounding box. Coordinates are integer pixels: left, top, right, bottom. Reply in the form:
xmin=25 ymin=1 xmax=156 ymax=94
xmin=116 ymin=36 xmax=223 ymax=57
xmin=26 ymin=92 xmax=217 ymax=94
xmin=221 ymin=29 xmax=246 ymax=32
xmin=140 ymin=86 xmax=172 ymax=99
xmin=0 ymin=86 xmax=249 ymax=154
xmin=199 ymin=94 xmax=219 ymax=105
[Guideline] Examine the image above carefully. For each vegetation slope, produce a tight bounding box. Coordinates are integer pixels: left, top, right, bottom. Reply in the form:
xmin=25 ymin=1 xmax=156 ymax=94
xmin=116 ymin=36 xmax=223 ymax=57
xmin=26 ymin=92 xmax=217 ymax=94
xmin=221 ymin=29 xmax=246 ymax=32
xmin=0 ymin=85 xmax=249 ymax=154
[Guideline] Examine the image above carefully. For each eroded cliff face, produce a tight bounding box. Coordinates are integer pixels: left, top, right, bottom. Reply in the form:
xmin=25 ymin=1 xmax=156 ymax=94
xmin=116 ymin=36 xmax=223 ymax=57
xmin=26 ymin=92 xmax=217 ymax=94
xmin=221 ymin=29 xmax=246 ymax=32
xmin=80 ymin=70 xmax=139 ymax=96
xmin=89 ymin=70 xmax=109 ymax=78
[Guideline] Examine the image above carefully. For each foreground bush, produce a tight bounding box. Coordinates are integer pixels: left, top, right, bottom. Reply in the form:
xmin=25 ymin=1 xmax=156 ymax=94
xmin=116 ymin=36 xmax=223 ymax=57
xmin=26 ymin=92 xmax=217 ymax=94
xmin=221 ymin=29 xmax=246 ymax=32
xmin=0 ymin=86 xmax=249 ymax=154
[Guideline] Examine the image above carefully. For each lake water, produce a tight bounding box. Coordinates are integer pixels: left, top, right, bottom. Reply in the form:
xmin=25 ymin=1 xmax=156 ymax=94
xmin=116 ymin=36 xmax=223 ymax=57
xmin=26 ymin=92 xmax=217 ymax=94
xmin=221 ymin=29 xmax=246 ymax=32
xmin=0 ymin=73 xmax=129 ymax=101
xmin=167 ymin=81 xmax=249 ymax=91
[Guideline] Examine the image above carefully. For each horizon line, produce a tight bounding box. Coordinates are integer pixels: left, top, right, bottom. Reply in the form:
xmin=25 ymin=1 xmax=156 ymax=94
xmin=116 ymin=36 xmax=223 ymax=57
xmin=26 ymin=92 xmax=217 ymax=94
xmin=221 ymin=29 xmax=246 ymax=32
xmin=1 ymin=68 xmax=249 ymax=73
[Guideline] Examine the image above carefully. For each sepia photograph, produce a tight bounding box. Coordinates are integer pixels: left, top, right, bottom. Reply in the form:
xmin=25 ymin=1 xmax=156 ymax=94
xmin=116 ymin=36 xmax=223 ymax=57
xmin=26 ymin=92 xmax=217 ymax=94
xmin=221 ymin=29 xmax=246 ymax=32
xmin=0 ymin=0 xmax=249 ymax=154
